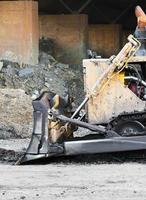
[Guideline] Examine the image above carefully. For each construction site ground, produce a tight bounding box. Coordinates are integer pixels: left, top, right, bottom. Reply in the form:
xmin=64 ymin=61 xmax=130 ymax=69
xmin=0 ymin=161 xmax=146 ymax=200
xmin=0 ymin=139 xmax=146 ymax=200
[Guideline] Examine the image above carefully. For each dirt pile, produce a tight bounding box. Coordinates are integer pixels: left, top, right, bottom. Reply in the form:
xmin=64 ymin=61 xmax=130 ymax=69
xmin=0 ymin=89 xmax=32 ymax=139
xmin=0 ymin=55 xmax=84 ymax=104
xmin=0 ymin=53 xmax=84 ymax=137
xmin=0 ymin=45 xmax=84 ymax=162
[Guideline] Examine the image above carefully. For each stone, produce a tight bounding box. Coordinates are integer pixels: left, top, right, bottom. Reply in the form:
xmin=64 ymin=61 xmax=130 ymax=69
xmin=18 ymin=67 xmax=34 ymax=78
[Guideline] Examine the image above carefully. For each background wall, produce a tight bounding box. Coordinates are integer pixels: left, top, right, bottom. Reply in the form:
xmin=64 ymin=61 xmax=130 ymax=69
xmin=0 ymin=1 xmax=38 ymax=64
xmin=88 ymin=24 xmax=122 ymax=57
xmin=39 ymin=14 xmax=88 ymax=64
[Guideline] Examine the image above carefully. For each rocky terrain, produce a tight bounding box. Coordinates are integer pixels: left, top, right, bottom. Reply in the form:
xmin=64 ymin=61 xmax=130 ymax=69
xmin=0 ymin=54 xmax=84 ymax=103
xmin=0 ymin=89 xmax=32 ymax=139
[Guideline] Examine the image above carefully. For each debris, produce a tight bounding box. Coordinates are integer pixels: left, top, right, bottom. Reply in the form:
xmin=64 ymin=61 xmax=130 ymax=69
xmin=87 ymin=49 xmax=102 ymax=58
xmin=20 ymin=196 xmax=26 ymax=199
xmin=0 ymin=123 xmax=19 ymax=139
xmin=31 ymin=90 xmax=39 ymax=100
xmin=0 ymin=55 xmax=84 ymax=105
xmin=0 ymin=51 xmax=18 ymax=62
xmin=18 ymin=67 xmax=34 ymax=78
xmin=39 ymin=51 xmax=56 ymax=66
xmin=0 ymin=89 xmax=32 ymax=138
xmin=0 ymin=50 xmax=84 ymax=163
xmin=39 ymin=37 xmax=54 ymax=55
xmin=0 ymin=148 xmax=23 ymax=163
xmin=0 ymin=61 xmax=3 ymax=71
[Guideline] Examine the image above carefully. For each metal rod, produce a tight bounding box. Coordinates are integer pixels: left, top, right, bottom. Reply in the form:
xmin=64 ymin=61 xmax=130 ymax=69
xmin=59 ymin=0 xmax=73 ymax=14
xmin=57 ymin=115 xmax=106 ymax=133
xmin=78 ymin=0 xmax=92 ymax=13
xmin=71 ymin=96 xmax=89 ymax=119
xmin=125 ymin=76 xmax=146 ymax=87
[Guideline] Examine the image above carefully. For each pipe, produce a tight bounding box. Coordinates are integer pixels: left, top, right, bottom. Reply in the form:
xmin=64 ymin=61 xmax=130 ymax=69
xmin=125 ymin=76 xmax=146 ymax=87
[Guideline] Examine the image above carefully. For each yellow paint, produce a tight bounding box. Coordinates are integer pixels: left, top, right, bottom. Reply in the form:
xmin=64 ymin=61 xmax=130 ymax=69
xmin=117 ymin=71 xmax=125 ymax=84
xmin=53 ymin=95 xmax=60 ymax=109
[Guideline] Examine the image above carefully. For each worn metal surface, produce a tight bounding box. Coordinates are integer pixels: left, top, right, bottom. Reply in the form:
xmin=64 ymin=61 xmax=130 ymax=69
xmin=19 ymin=134 xmax=146 ymax=164
xmin=64 ymin=135 xmax=146 ymax=155
xmin=83 ymin=59 xmax=146 ymax=124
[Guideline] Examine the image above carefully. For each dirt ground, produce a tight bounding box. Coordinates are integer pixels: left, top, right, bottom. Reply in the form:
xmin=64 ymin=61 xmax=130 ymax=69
xmin=0 ymin=138 xmax=146 ymax=200
xmin=0 ymin=162 xmax=146 ymax=200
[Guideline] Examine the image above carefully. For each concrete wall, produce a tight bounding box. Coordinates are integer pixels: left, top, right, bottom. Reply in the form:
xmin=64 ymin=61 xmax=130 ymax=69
xmin=88 ymin=24 xmax=122 ymax=57
xmin=0 ymin=1 xmax=38 ymax=64
xmin=39 ymin=15 xmax=88 ymax=64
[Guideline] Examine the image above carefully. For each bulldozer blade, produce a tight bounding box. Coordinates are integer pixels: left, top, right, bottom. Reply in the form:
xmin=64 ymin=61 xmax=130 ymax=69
xmin=18 ymin=134 xmax=146 ymax=164
xmin=64 ymin=135 xmax=146 ymax=156
xmin=17 ymin=92 xmax=63 ymax=164
xmin=16 ymin=153 xmax=47 ymax=165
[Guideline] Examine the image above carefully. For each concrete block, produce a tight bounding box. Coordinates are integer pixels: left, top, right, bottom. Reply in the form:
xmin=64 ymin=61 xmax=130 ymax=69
xmin=0 ymin=1 xmax=38 ymax=64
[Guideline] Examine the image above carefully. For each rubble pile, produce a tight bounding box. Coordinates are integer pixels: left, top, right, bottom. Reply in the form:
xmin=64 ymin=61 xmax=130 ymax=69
xmin=0 ymin=54 xmax=84 ymax=103
xmin=0 ymin=39 xmax=84 ymax=162
xmin=0 ymin=89 xmax=32 ymax=139
xmin=0 ymin=50 xmax=84 ymax=140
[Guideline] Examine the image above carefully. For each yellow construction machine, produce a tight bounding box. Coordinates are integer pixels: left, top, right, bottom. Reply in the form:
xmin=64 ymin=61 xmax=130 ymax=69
xmin=18 ymin=6 xmax=146 ymax=164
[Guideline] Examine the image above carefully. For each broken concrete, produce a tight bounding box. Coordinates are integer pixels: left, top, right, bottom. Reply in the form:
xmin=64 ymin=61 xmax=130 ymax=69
xmin=0 ymin=55 xmax=84 ymax=104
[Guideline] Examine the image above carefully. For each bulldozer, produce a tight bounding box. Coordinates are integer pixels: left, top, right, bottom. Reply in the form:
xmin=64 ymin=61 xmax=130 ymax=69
xmin=18 ymin=7 xmax=146 ymax=164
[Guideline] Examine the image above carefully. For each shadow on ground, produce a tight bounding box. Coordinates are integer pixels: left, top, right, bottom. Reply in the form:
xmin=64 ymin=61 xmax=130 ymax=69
xmin=19 ymin=150 xmax=146 ymax=165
